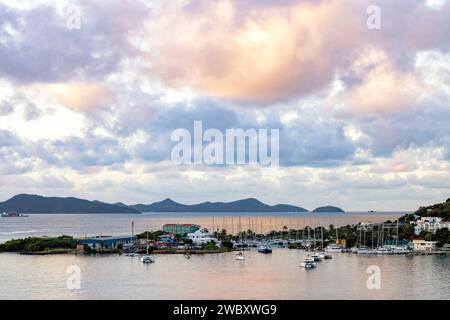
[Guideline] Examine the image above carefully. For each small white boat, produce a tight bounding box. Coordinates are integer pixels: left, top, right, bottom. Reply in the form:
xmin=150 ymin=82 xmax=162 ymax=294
xmin=325 ymin=245 xmax=344 ymax=253
xmin=125 ymin=252 xmax=140 ymax=257
xmin=257 ymin=243 xmax=273 ymax=254
xmin=235 ymin=251 xmax=245 ymax=261
xmin=300 ymin=256 xmax=317 ymax=268
xmin=1 ymin=212 xmax=29 ymax=217
xmin=141 ymin=254 xmax=155 ymax=263
xmin=392 ymin=247 xmax=410 ymax=254
xmin=310 ymin=252 xmax=322 ymax=261
xmin=356 ymin=247 xmax=370 ymax=254
xmin=376 ymin=247 xmax=391 ymax=255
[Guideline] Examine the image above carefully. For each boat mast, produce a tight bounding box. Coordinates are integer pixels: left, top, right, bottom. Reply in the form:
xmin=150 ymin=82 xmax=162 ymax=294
xmin=131 ymin=221 xmax=135 ymax=253
xmin=396 ymin=220 xmax=399 ymax=247
xmin=321 ymin=225 xmax=324 ymax=249
xmin=313 ymin=227 xmax=316 ymax=250
xmin=146 ymin=228 xmax=149 ymax=255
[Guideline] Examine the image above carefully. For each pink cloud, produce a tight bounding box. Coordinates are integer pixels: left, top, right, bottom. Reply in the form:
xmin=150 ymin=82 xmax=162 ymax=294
xmin=136 ymin=0 xmax=449 ymax=105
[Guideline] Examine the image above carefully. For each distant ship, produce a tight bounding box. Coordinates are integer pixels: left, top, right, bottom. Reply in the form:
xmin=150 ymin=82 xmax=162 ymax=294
xmin=368 ymin=210 xmax=375 ymax=213
xmin=1 ymin=212 xmax=29 ymax=217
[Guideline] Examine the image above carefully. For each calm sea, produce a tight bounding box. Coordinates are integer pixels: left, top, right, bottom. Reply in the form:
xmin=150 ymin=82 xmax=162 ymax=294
xmin=1 ymin=212 xmax=449 ymax=300
xmin=0 ymin=249 xmax=449 ymax=300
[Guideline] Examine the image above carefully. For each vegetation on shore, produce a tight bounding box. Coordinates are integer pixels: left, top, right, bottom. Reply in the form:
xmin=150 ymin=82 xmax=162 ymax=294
xmin=0 ymin=236 xmax=77 ymax=253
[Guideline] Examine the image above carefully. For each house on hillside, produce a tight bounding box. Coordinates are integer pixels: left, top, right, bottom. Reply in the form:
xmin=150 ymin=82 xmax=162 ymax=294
xmin=412 ymin=217 xmax=450 ymax=235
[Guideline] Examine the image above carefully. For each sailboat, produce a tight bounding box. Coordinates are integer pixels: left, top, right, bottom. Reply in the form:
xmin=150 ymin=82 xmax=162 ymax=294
xmin=235 ymin=217 xmax=246 ymax=261
xmin=126 ymin=221 xmax=140 ymax=257
xmin=325 ymin=224 xmax=343 ymax=253
xmin=392 ymin=220 xmax=410 ymax=254
xmin=141 ymin=229 xmax=155 ymax=263
xmin=376 ymin=223 xmax=392 ymax=255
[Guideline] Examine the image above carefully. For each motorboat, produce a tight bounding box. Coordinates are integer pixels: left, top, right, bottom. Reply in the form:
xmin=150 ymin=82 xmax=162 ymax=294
xmin=257 ymin=243 xmax=273 ymax=254
xmin=356 ymin=247 xmax=370 ymax=254
xmin=1 ymin=212 xmax=29 ymax=217
xmin=310 ymin=252 xmax=322 ymax=261
xmin=392 ymin=247 xmax=410 ymax=254
xmin=125 ymin=252 xmax=140 ymax=257
xmin=376 ymin=247 xmax=391 ymax=255
xmin=141 ymin=254 xmax=155 ymax=263
xmin=235 ymin=251 xmax=245 ymax=261
xmin=325 ymin=245 xmax=344 ymax=253
xmin=300 ymin=256 xmax=317 ymax=268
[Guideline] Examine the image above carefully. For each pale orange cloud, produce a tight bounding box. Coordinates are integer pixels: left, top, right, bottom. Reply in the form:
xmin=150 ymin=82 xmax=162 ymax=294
xmin=135 ymin=0 xmax=450 ymax=109
xmin=141 ymin=0 xmax=367 ymax=103
xmin=52 ymin=83 xmax=114 ymax=111
xmin=339 ymin=48 xmax=426 ymax=114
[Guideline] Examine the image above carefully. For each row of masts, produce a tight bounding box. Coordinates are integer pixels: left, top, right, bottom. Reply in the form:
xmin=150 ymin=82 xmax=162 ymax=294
xmin=211 ymin=216 xmax=333 ymax=236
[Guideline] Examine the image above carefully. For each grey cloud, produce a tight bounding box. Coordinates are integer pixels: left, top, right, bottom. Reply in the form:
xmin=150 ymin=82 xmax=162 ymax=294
xmin=0 ymin=0 xmax=148 ymax=84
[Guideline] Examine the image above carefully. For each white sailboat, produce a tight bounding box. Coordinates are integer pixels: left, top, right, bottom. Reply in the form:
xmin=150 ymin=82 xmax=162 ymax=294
xmin=141 ymin=229 xmax=155 ymax=263
xmin=125 ymin=221 xmax=140 ymax=257
xmin=235 ymin=217 xmax=245 ymax=261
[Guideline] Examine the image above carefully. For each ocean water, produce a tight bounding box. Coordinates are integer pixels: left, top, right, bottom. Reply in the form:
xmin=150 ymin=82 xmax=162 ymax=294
xmin=0 ymin=249 xmax=449 ymax=300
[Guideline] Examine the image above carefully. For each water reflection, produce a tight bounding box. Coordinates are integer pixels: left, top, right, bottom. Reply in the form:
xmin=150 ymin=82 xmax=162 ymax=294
xmin=0 ymin=249 xmax=448 ymax=300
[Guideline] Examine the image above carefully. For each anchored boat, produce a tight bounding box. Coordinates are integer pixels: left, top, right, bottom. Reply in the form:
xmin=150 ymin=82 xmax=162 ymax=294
xmin=1 ymin=212 xmax=29 ymax=217
xmin=300 ymin=255 xmax=317 ymax=268
xmin=257 ymin=243 xmax=273 ymax=254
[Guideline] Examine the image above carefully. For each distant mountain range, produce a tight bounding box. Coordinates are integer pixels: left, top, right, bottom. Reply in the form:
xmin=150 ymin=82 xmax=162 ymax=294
xmin=0 ymin=194 xmax=140 ymax=214
xmin=0 ymin=194 xmax=345 ymax=214
xmin=130 ymin=198 xmax=308 ymax=213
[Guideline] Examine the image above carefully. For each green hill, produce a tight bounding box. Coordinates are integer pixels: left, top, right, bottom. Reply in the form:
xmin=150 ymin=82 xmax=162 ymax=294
xmin=415 ymin=198 xmax=450 ymax=220
xmin=312 ymin=206 xmax=344 ymax=213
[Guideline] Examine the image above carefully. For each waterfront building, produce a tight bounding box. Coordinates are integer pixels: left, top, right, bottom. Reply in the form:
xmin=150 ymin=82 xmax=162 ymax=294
xmin=413 ymin=217 xmax=450 ymax=235
xmin=78 ymin=235 xmax=137 ymax=249
xmin=187 ymin=229 xmax=220 ymax=246
xmin=163 ymin=224 xmax=200 ymax=235
xmin=156 ymin=233 xmax=177 ymax=247
xmin=412 ymin=239 xmax=438 ymax=251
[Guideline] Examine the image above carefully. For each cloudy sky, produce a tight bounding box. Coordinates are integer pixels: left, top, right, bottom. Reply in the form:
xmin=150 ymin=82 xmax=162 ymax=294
xmin=0 ymin=0 xmax=449 ymax=210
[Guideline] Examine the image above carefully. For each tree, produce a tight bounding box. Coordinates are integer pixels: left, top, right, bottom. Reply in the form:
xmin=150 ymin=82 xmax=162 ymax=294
xmin=399 ymin=224 xmax=415 ymax=240
xmin=435 ymin=228 xmax=449 ymax=244
xmin=424 ymin=232 xmax=435 ymax=241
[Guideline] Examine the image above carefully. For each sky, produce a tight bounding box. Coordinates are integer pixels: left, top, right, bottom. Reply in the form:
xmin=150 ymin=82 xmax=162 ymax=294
xmin=0 ymin=0 xmax=449 ymax=211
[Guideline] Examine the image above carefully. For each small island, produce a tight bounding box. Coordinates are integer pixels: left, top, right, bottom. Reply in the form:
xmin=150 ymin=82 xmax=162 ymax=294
xmin=312 ymin=206 xmax=345 ymax=213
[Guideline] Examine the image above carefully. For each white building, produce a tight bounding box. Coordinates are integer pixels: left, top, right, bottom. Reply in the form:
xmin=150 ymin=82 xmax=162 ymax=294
xmin=413 ymin=240 xmax=438 ymax=251
xmin=187 ymin=229 xmax=220 ymax=246
xmin=413 ymin=217 xmax=450 ymax=235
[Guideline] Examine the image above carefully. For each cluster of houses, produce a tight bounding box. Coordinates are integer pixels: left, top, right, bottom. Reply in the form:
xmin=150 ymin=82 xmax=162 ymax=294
xmin=412 ymin=217 xmax=450 ymax=236
xmin=409 ymin=216 xmax=450 ymax=251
